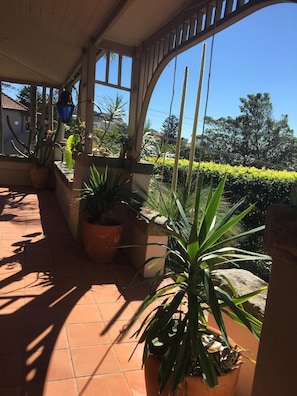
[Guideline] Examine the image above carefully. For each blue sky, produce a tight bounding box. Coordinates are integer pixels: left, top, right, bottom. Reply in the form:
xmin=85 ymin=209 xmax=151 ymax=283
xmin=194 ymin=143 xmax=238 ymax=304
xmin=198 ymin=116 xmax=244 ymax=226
xmin=4 ymin=3 xmax=297 ymax=140
xmin=93 ymin=2 xmax=297 ymax=140
xmin=145 ymin=2 xmax=297 ymax=140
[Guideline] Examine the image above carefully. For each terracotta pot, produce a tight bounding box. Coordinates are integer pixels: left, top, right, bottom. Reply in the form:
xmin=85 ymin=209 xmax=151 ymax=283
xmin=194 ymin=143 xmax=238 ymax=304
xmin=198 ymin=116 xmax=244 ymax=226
xmin=145 ymin=355 xmax=240 ymax=396
xmin=145 ymin=330 xmax=241 ymax=396
xmin=83 ymin=220 xmax=123 ymax=263
xmin=30 ymin=165 xmax=49 ymax=189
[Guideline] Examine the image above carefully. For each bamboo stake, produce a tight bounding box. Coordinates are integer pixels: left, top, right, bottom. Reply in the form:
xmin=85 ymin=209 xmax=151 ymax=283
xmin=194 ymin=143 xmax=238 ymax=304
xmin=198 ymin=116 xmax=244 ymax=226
xmin=171 ymin=67 xmax=188 ymax=194
xmin=186 ymin=43 xmax=206 ymax=188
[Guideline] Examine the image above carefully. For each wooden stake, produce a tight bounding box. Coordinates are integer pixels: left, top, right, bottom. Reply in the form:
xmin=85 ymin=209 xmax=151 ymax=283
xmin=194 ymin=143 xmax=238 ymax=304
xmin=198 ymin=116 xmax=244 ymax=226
xmin=172 ymin=67 xmax=188 ymax=193
xmin=186 ymin=43 xmax=206 ymax=188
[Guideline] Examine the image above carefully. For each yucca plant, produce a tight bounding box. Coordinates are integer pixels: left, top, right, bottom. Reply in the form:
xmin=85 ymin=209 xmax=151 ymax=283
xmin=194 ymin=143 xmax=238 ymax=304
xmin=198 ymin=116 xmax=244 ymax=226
xmin=125 ymin=174 xmax=270 ymax=393
xmin=76 ymin=165 xmax=140 ymax=225
xmin=76 ymin=165 xmax=127 ymax=225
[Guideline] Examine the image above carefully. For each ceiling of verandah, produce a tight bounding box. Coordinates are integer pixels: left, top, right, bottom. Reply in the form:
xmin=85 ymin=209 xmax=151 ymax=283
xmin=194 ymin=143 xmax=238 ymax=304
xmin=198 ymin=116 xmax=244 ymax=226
xmin=0 ymin=0 xmax=198 ymax=87
xmin=0 ymin=0 xmax=293 ymax=89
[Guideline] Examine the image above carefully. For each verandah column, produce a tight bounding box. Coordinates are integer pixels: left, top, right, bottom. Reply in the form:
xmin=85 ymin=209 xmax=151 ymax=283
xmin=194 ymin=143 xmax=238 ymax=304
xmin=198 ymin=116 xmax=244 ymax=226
xmin=80 ymin=41 xmax=96 ymax=155
xmin=69 ymin=42 xmax=96 ymax=240
xmin=252 ymin=204 xmax=297 ymax=396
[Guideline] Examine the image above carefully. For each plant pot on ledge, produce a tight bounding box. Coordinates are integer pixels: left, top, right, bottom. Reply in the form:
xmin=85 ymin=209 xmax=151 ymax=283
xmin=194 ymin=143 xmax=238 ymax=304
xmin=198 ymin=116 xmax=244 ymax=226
xmin=7 ymin=116 xmax=62 ymax=189
xmin=83 ymin=219 xmax=123 ymax=264
xmin=30 ymin=164 xmax=50 ymax=189
xmin=76 ymin=165 xmax=141 ymax=264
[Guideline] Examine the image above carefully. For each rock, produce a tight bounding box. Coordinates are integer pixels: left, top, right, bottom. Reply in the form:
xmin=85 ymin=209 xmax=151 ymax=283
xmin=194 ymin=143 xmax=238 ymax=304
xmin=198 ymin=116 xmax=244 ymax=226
xmin=212 ymin=268 xmax=268 ymax=321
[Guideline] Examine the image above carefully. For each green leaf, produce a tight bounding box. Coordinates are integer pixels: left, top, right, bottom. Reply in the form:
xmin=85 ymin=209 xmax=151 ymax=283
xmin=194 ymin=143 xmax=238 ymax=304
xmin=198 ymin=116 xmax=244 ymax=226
xmin=215 ymin=287 xmax=261 ymax=338
xmin=198 ymin=175 xmax=227 ymax=246
xmin=159 ymin=319 xmax=187 ymax=392
xmin=196 ymin=332 xmax=218 ymax=387
xmin=169 ymin=330 xmax=191 ymax=392
xmin=204 ymin=269 xmax=228 ymax=345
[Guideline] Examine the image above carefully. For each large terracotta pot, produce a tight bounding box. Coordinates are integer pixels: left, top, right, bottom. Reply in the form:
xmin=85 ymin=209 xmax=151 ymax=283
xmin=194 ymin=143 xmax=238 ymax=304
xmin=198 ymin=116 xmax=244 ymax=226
xmin=145 ymin=329 xmax=241 ymax=396
xmin=30 ymin=165 xmax=49 ymax=189
xmin=83 ymin=220 xmax=123 ymax=263
xmin=145 ymin=355 xmax=240 ymax=396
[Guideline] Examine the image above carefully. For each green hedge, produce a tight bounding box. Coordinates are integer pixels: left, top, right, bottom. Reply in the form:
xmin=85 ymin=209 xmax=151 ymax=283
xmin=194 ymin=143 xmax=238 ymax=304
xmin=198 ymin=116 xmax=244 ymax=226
xmin=148 ymin=158 xmax=297 ymax=252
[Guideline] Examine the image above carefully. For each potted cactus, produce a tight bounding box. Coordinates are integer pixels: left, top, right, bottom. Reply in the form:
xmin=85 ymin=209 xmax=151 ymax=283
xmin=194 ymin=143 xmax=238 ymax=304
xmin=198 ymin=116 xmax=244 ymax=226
xmin=7 ymin=116 xmax=61 ymax=188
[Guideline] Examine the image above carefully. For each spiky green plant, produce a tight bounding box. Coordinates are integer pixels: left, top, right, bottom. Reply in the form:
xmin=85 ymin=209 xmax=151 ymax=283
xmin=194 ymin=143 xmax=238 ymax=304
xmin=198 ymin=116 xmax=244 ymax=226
xmin=76 ymin=165 xmax=141 ymax=225
xmin=124 ymin=174 xmax=270 ymax=392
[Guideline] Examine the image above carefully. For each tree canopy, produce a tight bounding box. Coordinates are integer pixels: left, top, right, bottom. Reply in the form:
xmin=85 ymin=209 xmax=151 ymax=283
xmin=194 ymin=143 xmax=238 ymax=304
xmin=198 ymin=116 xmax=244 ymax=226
xmin=200 ymin=93 xmax=297 ymax=170
xmin=16 ymin=85 xmax=59 ymax=124
xmin=161 ymin=114 xmax=179 ymax=144
xmin=16 ymin=85 xmax=42 ymax=111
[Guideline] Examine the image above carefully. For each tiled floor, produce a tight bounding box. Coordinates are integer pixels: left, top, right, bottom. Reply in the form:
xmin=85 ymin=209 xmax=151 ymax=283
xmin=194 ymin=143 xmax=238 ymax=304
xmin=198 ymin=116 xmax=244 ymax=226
xmin=0 ymin=186 xmax=153 ymax=396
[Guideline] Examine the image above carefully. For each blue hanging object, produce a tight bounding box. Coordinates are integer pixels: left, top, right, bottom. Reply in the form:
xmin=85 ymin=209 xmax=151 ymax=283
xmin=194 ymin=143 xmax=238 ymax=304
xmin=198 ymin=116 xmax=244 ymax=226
xmin=57 ymin=88 xmax=74 ymax=123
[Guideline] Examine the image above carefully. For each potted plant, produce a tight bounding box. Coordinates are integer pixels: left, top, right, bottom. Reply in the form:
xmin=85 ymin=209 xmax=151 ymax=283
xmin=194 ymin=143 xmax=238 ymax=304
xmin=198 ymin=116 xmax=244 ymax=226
xmin=7 ymin=116 xmax=61 ymax=188
xmin=63 ymin=118 xmax=85 ymax=169
xmin=76 ymin=164 xmax=141 ymax=263
xmin=120 ymin=136 xmax=134 ymax=159
xmin=124 ymin=174 xmax=270 ymax=395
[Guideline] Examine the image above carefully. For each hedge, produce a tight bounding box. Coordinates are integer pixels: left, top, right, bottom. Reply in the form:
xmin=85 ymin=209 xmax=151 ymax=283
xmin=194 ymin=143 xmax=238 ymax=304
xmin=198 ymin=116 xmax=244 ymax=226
xmin=147 ymin=157 xmax=297 ymax=252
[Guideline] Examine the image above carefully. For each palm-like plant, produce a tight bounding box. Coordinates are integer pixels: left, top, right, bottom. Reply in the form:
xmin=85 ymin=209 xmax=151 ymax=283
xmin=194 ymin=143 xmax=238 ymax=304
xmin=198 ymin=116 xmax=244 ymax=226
xmin=125 ymin=174 xmax=270 ymax=393
xmin=77 ymin=165 xmax=127 ymax=225
xmin=76 ymin=165 xmax=140 ymax=225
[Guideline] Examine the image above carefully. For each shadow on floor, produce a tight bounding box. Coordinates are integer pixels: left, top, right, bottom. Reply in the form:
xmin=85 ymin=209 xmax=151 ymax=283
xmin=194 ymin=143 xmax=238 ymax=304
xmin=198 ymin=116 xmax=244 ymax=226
xmin=0 ymin=186 xmax=152 ymax=395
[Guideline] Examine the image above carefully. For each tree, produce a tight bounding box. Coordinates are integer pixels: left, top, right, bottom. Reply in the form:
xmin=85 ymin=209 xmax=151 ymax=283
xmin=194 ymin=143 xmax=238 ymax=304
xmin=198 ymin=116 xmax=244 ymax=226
xmin=202 ymin=93 xmax=297 ymax=170
xmin=179 ymin=137 xmax=190 ymax=159
xmin=16 ymin=85 xmax=59 ymax=125
xmin=161 ymin=114 xmax=179 ymax=144
xmin=16 ymin=85 xmax=42 ymax=111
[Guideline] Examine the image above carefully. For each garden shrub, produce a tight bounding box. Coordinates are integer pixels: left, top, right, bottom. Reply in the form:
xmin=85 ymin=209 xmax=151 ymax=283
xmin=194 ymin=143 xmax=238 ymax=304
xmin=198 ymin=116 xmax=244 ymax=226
xmin=147 ymin=157 xmax=297 ymax=281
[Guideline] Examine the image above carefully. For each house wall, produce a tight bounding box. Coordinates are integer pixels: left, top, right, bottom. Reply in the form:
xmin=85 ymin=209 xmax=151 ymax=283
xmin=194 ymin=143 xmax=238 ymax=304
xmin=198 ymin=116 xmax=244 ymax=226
xmin=2 ymin=109 xmax=28 ymax=155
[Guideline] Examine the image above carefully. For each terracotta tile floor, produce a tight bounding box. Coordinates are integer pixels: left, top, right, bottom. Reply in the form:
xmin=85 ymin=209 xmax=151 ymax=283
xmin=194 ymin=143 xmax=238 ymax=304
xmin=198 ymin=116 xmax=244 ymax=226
xmin=0 ymin=186 xmax=152 ymax=396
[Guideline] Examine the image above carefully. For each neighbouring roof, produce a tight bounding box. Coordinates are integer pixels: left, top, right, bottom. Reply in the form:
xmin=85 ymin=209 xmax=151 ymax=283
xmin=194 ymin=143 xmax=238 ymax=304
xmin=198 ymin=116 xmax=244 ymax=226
xmin=1 ymin=93 xmax=28 ymax=112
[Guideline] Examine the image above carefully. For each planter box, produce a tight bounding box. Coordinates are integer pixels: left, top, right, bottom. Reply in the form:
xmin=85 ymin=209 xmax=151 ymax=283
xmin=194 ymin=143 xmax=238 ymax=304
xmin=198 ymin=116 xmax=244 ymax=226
xmin=124 ymin=207 xmax=168 ymax=278
xmin=54 ymin=161 xmax=75 ymax=234
xmin=54 ymin=156 xmax=168 ymax=276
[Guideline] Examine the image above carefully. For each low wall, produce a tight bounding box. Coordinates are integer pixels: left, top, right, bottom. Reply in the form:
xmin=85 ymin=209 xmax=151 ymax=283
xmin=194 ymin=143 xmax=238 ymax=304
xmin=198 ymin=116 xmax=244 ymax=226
xmin=54 ymin=161 xmax=75 ymax=231
xmin=0 ymin=155 xmax=33 ymax=186
xmin=123 ymin=206 xmax=168 ymax=278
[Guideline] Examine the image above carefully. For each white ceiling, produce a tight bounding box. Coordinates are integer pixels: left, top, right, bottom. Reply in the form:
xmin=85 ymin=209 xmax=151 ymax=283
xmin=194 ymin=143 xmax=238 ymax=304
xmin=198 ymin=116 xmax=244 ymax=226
xmin=0 ymin=0 xmax=198 ymax=87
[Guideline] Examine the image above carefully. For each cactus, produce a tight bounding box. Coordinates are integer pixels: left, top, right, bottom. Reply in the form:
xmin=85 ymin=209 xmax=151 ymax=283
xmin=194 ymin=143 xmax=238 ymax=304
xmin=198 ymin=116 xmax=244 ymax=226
xmin=7 ymin=115 xmax=61 ymax=166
